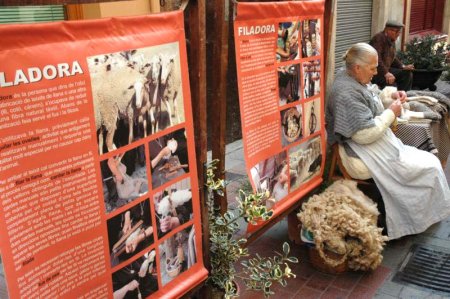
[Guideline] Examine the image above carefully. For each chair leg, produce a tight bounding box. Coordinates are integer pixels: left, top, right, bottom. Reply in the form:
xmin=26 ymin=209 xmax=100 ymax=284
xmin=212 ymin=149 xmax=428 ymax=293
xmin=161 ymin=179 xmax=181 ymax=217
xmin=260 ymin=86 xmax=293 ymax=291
xmin=328 ymin=145 xmax=338 ymax=183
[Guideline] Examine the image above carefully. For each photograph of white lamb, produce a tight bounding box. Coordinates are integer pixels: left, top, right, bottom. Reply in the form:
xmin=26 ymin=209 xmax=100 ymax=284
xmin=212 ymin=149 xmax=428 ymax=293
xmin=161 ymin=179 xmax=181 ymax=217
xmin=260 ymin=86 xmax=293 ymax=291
xmin=87 ymin=42 xmax=185 ymax=155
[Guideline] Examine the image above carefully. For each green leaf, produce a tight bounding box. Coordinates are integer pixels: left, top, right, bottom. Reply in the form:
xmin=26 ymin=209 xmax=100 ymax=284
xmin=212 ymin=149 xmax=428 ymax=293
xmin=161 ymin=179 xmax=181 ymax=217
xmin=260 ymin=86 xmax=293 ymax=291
xmin=283 ymin=242 xmax=290 ymax=255
xmin=287 ymin=257 xmax=299 ymax=263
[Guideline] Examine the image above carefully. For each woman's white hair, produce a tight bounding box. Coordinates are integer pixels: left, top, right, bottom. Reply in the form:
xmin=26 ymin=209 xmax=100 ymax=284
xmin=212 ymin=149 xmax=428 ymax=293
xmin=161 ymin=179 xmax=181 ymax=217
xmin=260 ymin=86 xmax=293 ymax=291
xmin=343 ymin=43 xmax=377 ymax=69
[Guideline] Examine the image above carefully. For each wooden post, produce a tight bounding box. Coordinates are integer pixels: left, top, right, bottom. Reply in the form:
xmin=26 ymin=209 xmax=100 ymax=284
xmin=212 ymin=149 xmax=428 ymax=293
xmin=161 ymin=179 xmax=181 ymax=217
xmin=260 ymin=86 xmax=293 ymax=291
xmin=209 ymin=0 xmax=230 ymax=214
xmin=323 ymin=0 xmax=335 ymax=86
xmin=149 ymin=0 xmax=160 ymax=13
xmin=66 ymin=4 xmax=84 ymax=20
xmin=187 ymin=0 xmax=208 ymax=274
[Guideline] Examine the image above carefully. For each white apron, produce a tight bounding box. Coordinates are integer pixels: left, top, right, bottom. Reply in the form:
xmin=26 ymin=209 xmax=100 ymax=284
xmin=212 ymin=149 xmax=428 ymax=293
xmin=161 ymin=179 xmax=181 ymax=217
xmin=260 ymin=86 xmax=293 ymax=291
xmin=348 ymin=130 xmax=450 ymax=240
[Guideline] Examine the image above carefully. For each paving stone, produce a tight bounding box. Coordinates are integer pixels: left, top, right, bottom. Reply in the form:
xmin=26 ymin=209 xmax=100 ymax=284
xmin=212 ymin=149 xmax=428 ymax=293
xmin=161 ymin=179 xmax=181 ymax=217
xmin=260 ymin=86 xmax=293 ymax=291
xmin=292 ymin=286 xmax=323 ymax=298
xmin=381 ymin=245 xmax=410 ymax=268
xmin=358 ymin=266 xmax=391 ymax=290
xmin=294 ymin=261 xmax=318 ymax=280
xmin=373 ymin=291 xmax=398 ymax=298
xmin=349 ymin=285 xmax=377 ymax=299
xmin=271 ymin=275 xmax=308 ymax=295
xmin=331 ymin=271 xmax=363 ymax=291
xmin=398 ymin=285 xmax=445 ymax=299
xmin=224 ymin=139 xmax=243 ymax=153
xmin=321 ymin=286 xmax=350 ymax=299
xmin=374 ymin=280 xmax=403 ymax=297
xmin=305 ymin=272 xmax=335 ymax=291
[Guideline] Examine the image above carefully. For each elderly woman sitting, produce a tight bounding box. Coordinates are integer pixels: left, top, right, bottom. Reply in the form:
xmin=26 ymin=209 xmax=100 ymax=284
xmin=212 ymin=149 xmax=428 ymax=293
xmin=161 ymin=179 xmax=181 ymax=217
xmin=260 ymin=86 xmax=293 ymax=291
xmin=326 ymin=42 xmax=450 ymax=240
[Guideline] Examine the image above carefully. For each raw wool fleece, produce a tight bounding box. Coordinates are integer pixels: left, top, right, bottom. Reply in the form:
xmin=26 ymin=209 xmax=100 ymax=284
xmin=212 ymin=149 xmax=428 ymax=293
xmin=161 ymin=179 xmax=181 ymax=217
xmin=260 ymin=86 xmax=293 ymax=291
xmin=298 ymin=180 xmax=388 ymax=271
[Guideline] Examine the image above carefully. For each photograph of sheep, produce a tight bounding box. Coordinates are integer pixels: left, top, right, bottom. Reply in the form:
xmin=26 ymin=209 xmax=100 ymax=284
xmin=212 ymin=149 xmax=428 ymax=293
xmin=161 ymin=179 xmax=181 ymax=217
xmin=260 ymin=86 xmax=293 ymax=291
xmin=301 ymin=19 xmax=320 ymax=58
xmin=112 ymin=249 xmax=158 ymax=299
xmin=250 ymin=151 xmax=289 ymax=209
xmin=0 ymin=254 xmax=8 ymax=299
xmin=280 ymin=105 xmax=303 ymax=147
xmin=303 ymin=59 xmax=321 ymax=99
xmin=288 ymin=136 xmax=322 ymax=191
xmin=303 ymin=98 xmax=321 ymax=137
xmin=159 ymin=224 xmax=196 ymax=286
xmin=100 ymin=145 xmax=149 ymax=214
xmin=149 ymin=128 xmax=189 ymax=189
xmin=278 ymin=64 xmax=301 ymax=106
xmin=152 ymin=178 xmax=192 ymax=239
xmin=107 ymin=199 xmax=154 ymax=267
xmin=87 ymin=42 xmax=186 ymax=155
xmin=276 ymin=21 xmax=300 ymax=62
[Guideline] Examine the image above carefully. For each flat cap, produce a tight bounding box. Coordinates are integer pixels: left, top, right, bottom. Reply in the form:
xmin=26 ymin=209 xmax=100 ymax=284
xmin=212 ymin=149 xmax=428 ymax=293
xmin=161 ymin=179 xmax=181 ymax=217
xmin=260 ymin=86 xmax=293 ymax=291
xmin=385 ymin=20 xmax=404 ymax=29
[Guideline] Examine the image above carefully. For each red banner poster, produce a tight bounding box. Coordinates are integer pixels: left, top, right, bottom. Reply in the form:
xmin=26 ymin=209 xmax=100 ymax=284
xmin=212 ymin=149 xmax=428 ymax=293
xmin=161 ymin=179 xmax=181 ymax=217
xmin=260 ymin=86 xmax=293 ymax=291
xmin=234 ymin=1 xmax=326 ymax=233
xmin=0 ymin=11 xmax=206 ymax=299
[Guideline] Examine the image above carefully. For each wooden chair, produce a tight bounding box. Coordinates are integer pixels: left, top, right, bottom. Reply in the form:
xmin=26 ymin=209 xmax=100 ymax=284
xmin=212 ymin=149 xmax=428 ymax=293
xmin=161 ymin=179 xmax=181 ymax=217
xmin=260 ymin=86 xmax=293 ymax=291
xmin=327 ymin=143 xmax=372 ymax=185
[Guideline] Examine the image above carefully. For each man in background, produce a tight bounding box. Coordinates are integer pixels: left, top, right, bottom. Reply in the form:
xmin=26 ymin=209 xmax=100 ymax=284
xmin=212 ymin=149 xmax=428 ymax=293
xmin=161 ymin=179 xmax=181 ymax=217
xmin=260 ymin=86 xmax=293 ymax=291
xmin=370 ymin=20 xmax=414 ymax=91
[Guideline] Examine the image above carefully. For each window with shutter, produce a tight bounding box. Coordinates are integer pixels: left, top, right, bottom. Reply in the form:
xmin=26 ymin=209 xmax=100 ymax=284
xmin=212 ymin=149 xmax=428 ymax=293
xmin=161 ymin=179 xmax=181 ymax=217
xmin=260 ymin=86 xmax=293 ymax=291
xmin=0 ymin=5 xmax=65 ymax=25
xmin=409 ymin=0 xmax=445 ymax=34
xmin=334 ymin=0 xmax=373 ymax=71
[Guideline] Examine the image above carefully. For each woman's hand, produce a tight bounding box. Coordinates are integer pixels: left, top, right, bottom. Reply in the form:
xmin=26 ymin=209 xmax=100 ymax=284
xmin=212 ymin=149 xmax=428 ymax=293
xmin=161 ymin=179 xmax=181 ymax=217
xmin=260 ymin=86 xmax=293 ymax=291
xmin=391 ymin=90 xmax=407 ymax=104
xmin=160 ymin=216 xmax=180 ymax=233
xmin=122 ymin=211 xmax=132 ymax=235
xmin=125 ymin=237 xmax=139 ymax=253
xmin=160 ymin=146 xmax=172 ymax=158
xmin=126 ymin=280 xmax=139 ymax=292
xmin=389 ymin=99 xmax=402 ymax=117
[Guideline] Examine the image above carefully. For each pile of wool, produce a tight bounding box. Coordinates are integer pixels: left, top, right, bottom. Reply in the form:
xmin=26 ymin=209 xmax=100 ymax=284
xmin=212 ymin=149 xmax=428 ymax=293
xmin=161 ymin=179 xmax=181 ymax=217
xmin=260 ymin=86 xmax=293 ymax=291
xmin=298 ymin=180 xmax=388 ymax=271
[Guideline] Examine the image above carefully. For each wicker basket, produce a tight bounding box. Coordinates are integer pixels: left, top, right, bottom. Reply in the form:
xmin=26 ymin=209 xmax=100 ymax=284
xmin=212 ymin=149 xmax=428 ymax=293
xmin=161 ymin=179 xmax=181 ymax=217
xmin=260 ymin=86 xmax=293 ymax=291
xmin=308 ymin=247 xmax=348 ymax=274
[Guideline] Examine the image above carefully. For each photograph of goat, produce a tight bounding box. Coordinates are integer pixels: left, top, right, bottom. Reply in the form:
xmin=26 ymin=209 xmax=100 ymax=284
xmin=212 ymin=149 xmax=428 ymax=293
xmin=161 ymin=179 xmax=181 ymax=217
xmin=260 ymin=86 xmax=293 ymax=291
xmin=87 ymin=42 xmax=185 ymax=155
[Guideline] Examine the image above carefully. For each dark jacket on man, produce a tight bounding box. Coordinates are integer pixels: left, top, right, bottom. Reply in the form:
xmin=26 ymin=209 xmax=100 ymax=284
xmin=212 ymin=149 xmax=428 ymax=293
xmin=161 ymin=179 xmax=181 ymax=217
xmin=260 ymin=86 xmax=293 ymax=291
xmin=369 ymin=31 xmax=412 ymax=91
xmin=369 ymin=31 xmax=404 ymax=78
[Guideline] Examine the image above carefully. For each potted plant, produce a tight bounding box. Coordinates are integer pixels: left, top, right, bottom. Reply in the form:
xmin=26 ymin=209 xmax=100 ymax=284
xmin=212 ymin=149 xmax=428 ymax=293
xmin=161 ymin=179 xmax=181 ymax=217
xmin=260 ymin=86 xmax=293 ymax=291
xmin=397 ymin=34 xmax=450 ymax=90
xmin=205 ymin=160 xmax=299 ymax=298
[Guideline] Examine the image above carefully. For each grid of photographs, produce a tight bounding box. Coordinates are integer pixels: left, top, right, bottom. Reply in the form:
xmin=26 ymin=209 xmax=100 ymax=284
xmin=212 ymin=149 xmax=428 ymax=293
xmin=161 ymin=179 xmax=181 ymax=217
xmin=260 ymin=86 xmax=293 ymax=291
xmin=249 ymin=18 xmax=323 ymax=210
xmin=87 ymin=42 xmax=197 ymax=298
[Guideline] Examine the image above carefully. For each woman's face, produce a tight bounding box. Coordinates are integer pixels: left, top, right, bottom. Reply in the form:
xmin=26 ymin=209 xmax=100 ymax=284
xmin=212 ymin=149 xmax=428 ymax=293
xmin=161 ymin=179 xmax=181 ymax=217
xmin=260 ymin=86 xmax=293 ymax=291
xmin=355 ymin=54 xmax=378 ymax=85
